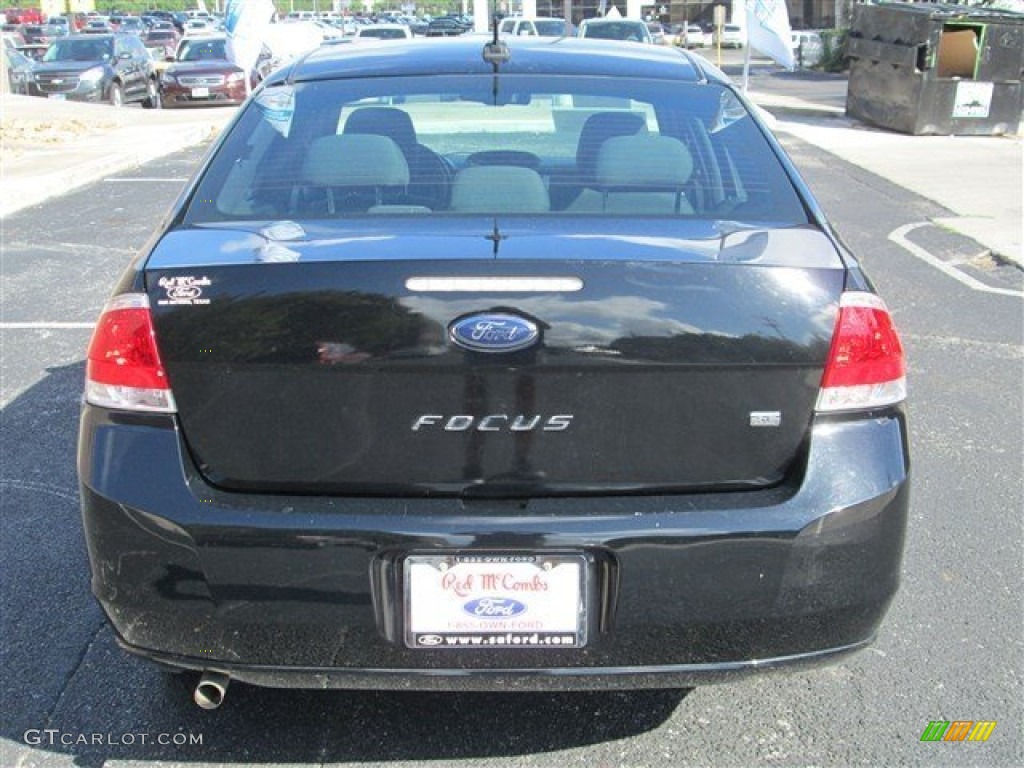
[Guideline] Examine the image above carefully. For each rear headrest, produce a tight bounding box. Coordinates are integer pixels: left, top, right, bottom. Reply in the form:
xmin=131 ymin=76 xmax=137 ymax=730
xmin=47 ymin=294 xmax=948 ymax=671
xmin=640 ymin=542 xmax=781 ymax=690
xmin=342 ymin=107 xmax=418 ymax=152
xmin=450 ymin=166 xmax=550 ymax=213
xmin=302 ymin=135 xmax=409 ymax=187
xmin=595 ymin=135 xmax=694 ymax=188
xmin=576 ymin=111 xmax=647 ymax=182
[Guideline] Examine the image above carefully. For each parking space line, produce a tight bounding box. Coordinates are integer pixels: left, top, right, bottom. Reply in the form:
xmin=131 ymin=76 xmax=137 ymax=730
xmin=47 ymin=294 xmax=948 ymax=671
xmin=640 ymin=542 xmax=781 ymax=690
xmin=888 ymin=223 xmax=1023 ymax=299
xmin=0 ymin=322 xmax=95 ymax=329
xmin=104 ymin=177 xmax=189 ymax=183
xmin=5 ymin=241 xmax=136 ymax=258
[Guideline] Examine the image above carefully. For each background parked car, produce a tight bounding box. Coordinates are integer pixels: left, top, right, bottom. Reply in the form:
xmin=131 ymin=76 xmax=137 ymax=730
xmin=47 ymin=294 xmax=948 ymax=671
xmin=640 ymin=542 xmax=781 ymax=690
xmin=401 ymin=15 xmax=429 ymax=35
xmin=16 ymin=42 xmax=47 ymax=60
xmin=498 ymin=16 xmax=571 ymax=37
xmin=142 ymin=27 xmax=179 ymax=60
xmin=646 ymin=21 xmax=668 ymax=45
xmin=578 ymin=18 xmax=653 ymax=44
xmin=713 ymin=23 xmax=746 ymax=48
xmin=118 ymin=17 xmax=146 ymax=36
xmin=17 ymin=23 xmax=65 ymax=45
xmin=82 ymin=18 xmax=114 ymax=34
xmin=160 ymin=35 xmax=271 ymax=108
xmin=355 ymin=23 xmax=412 ymax=40
xmin=4 ymin=44 xmax=35 ymax=92
xmin=2 ymin=6 xmax=42 ymax=24
xmin=28 ymin=33 xmax=159 ymax=107
xmin=426 ymin=16 xmax=470 ymax=36
xmin=677 ymin=23 xmax=705 ymax=47
xmin=182 ymin=18 xmax=215 ymax=36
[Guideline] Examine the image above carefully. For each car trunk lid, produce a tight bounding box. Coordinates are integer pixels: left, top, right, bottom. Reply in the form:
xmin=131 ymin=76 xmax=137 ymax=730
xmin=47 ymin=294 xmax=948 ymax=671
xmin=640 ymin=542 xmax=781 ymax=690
xmin=146 ymin=220 xmax=844 ymax=497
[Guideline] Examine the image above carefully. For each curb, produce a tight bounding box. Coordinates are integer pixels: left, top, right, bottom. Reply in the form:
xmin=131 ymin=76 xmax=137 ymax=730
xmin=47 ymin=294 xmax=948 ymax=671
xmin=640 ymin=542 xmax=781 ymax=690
xmin=746 ymin=94 xmax=846 ymax=120
xmin=0 ymin=120 xmax=222 ymax=219
xmin=761 ymin=105 xmax=846 ymax=119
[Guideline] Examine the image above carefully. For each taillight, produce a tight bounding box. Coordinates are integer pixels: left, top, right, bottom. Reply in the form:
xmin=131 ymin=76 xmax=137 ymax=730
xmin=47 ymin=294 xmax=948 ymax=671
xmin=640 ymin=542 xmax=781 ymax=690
xmin=816 ymin=292 xmax=906 ymax=413
xmin=85 ymin=293 xmax=176 ymax=413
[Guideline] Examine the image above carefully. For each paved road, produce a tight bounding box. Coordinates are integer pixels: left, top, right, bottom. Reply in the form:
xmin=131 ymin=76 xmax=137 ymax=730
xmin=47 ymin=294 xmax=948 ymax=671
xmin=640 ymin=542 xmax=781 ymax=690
xmin=1 ymin=134 xmax=1021 ymax=767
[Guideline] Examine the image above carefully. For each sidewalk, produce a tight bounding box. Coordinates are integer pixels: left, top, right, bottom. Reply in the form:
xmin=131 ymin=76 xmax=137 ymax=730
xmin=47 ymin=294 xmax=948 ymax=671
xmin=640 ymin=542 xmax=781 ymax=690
xmin=0 ymin=95 xmax=234 ymax=218
xmin=1 ymin=81 xmax=1021 ymax=265
xmin=740 ymin=69 xmax=1022 ymax=266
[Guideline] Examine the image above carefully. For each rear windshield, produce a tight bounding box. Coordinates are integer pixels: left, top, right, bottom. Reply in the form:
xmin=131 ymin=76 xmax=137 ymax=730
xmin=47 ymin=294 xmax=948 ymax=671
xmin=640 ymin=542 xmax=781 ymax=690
xmin=184 ymin=74 xmax=807 ymax=225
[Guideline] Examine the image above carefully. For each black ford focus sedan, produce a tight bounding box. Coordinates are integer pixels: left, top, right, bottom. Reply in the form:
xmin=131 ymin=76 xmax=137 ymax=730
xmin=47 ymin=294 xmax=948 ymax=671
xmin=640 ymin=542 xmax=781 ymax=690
xmin=78 ymin=36 xmax=909 ymax=708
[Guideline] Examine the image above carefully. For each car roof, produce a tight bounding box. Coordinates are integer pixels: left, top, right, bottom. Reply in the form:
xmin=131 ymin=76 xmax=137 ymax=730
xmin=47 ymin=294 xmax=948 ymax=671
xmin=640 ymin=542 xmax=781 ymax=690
xmin=270 ymin=36 xmax=714 ymax=86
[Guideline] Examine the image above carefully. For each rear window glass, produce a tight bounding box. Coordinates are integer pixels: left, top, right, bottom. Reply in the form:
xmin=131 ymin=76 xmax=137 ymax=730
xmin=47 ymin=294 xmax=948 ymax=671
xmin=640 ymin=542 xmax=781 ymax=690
xmin=185 ymin=74 xmax=807 ymax=224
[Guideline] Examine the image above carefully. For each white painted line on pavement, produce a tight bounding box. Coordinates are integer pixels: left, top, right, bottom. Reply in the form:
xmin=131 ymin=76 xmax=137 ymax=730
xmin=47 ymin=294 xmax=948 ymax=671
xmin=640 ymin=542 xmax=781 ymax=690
xmin=888 ymin=223 xmax=1023 ymax=299
xmin=0 ymin=322 xmax=95 ymax=329
xmin=5 ymin=241 xmax=135 ymax=257
xmin=104 ymin=177 xmax=189 ymax=183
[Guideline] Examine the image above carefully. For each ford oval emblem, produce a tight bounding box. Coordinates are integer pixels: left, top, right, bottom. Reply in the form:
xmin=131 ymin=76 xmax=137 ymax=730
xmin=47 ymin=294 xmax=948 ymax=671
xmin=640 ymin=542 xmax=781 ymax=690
xmin=463 ymin=597 xmax=528 ymax=619
xmin=450 ymin=313 xmax=539 ymax=354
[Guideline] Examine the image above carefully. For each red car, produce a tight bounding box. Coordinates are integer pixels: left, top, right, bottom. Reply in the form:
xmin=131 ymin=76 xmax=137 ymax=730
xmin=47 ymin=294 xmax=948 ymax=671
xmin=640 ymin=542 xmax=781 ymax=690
xmin=159 ymin=36 xmax=268 ymax=108
xmin=3 ymin=7 xmax=43 ymax=24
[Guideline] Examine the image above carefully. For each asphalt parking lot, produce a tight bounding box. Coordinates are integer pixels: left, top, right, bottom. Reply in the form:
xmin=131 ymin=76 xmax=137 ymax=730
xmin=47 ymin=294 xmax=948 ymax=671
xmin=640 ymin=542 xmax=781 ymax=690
xmin=1 ymin=47 xmax=1022 ymax=768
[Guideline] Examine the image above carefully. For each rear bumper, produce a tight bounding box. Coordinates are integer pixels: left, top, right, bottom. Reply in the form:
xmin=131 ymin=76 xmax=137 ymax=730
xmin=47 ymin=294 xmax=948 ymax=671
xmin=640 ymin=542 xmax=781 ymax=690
xmin=160 ymin=82 xmax=245 ymax=108
xmin=78 ymin=406 xmax=910 ymax=690
xmin=124 ymin=637 xmax=873 ymax=691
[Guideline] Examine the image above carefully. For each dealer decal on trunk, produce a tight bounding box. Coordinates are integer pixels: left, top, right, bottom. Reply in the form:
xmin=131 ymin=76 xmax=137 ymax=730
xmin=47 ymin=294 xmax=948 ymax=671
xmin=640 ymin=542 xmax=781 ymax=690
xmin=156 ymin=276 xmax=212 ymax=306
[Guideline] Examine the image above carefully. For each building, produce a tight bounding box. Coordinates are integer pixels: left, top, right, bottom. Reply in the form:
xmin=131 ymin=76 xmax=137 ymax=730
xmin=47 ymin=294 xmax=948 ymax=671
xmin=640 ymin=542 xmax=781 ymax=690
xmin=529 ymin=0 xmax=850 ymax=29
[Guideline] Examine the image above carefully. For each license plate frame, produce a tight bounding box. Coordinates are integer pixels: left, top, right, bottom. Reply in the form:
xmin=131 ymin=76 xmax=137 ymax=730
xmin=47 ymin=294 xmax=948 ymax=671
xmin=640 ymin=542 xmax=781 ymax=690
xmin=404 ymin=553 xmax=589 ymax=650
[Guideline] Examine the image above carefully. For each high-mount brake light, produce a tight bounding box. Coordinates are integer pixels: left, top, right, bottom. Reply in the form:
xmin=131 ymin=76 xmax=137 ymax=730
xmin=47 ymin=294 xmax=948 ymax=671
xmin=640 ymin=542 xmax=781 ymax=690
xmin=816 ymin=292 xmax=906 ymax=413
xmin=85 ymin=293 xmax=176 ymax=413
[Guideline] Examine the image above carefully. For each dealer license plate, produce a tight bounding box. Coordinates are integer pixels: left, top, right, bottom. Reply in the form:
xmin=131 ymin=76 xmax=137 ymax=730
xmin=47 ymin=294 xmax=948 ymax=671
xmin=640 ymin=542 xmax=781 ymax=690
xmin=405 ymin=553 xmax=588 ymax=650
xmin=191 ymin=87 xmax=209 ymax=99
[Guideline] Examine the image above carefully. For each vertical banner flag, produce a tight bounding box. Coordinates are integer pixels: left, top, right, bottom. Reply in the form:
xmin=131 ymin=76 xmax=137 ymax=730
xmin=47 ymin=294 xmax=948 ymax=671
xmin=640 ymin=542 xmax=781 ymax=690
xmin=224 ymin=0 xmax=276 ymax=88
xmin=746 ymin=0 xmax=795 ymax=70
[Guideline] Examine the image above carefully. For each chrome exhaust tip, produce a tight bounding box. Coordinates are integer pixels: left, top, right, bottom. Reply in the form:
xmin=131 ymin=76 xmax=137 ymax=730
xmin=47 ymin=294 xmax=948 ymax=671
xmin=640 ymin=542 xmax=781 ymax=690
xmin=193 ymin=671 xmax=230 ymax=710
